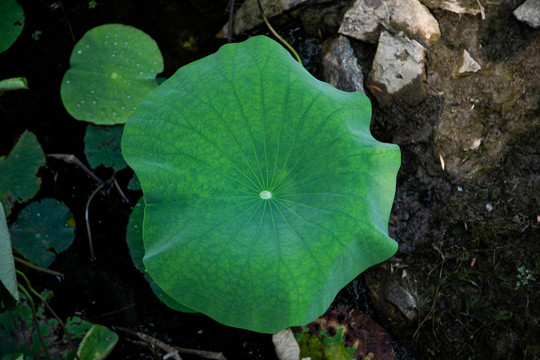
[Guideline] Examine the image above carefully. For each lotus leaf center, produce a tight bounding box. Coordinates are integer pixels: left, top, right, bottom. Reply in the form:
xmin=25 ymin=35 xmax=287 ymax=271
xmin=259 ymin=190 xmax=272 ymax=200
xmin=111 ymin=72 xmax=118 ymax=79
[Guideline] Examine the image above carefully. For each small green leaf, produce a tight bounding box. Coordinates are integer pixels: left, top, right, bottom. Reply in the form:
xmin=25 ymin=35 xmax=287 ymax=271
xmin=1 ymin=353 xmax=24 ymax=360
xmin=61 ymin=24 xmax=164 ymax=125
xmin=127 ymin=173 xmax=141 ymax=191
xmin=297 ymin=327 xmax=354 ymax=360
xmin=125 ymin=197 xmax=195 ymax=312
xmin=0 ymin=131 xmax=45 ymax=217
xmin=10 ymin=198 xmax=75 ymax=268
xmin=0 ymin=77 xmax=28 ymax=94
xmin=0 ymin=204 xmax=18 ymax=301
xmin=84 ymin=124 xmax=127 ymax=171
xmin=76 ymin=324 xmax=118 ymax=360
xmin=0 ymin=0 xmax=25 ymax=53
xmin=122 ymin=35 xmax=400 ymax=333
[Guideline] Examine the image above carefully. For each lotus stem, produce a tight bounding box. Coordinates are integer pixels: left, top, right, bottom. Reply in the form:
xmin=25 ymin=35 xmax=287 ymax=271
xmin=257 ymin=0 xmax=302 ymax=65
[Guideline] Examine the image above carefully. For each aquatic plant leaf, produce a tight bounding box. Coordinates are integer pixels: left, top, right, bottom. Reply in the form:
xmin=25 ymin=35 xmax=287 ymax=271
xmin=296 ymin=327 xmax=354 ymax=360
xmin=0 ymin=131 xmax=45 ymax=217
xmin=122 ymin=35 xmax=400 ymax=333
xmin=76 ymin=324 xmax=118 ymax=360
xmin=0 ymin=204 xmax=18 ymax=301
xmin=0 ymin=0 xmax=24 ymax=53
xmin=127 ymin=173 xmax=141 ymax=191
xmin=125 ymin=197 xmax=195 ymax=312
xmin=0 ymin=77 xmax=28 ymax=94
xmin=61 ymin=24 xmax=164 ymax=125
xmin=84 ymin=124 xmax=127 ymax=170
xmin=10 ymin=198 xmax=75 ymax=268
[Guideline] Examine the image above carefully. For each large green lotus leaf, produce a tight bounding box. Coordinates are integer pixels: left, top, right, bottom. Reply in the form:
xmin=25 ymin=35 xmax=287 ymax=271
xmin=84 ymin=124 xmax=127 ymax=171
xmin=0 ymin=204 xmax=18 ymax=301
xmin=10 ymin=198 xmax=75 ymax=268
xmin=0 ymin=131 xmax=45 ymax=217
xmin=121 ymin=35 xmax=400 ymax=333
xmin=61 ymin=24 xmax=164 ymax=125
xmin=0 ymin=0 xmax=25 ymax=54
xmin=125 ymin=197 xmax=196 ymax=312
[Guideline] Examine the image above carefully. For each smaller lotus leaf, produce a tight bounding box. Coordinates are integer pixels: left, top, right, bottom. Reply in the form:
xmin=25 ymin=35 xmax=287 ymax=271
xmin=0 ymin=131 xmax=45 ymax=217
xmin=125 ymin=198 xmax=195 ymax=312
xmin=0 ymin=0 xmax=25 ymax=53
xmin=61 ymin=24 xmax=164 ymax=125
xmin=0 ymin=77 xmax=28 ymax=94
xmin=84 ymin=124 xmax=127 ymax=170
xmin=0 ymin=204 xmax=18 ymax=301
xmin=10 ymin=198 xmax=75 ymax=268
xmin=76 ymin=324 xmax=118 ymax=360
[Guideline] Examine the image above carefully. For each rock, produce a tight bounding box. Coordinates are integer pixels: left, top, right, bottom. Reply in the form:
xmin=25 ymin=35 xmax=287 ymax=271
xmin=456 ymin=49 xmax=482 ymax=75
xmin=338 ymin=0 xmax=382 ymax=43
xmin=339 ymin=0 xmax=441 ymax=45
xmin=422 ymin=0 xmax=482 ymax=16
xmin=364 ymin=261 xmax=419 ymax=339
xmin=366 ymin=31 xmax=427 ymax=106
xmin=272 ymin=329 xmax=301 ymax=360
xmin=295 ymin=0 xmax=350 ymax=36
xmin=320 ymin=35 xmax=365 ymax=93
xmin=221 ymin=0 xmax=332 ymax=37
xmin=513 ymin=0 xmax=540 ymax=28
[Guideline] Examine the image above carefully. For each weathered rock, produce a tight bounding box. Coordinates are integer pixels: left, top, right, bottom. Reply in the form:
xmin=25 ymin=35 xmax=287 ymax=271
xmin=320 ymin=35 xmax=365 ymax=93
xmin=422 ymin=0 xmax=482 ymax=16
xmin=456 ymin=49 xmax=482 ymax=75
xmin=364 ymin=261 xmax=419 ymax=339
xmin=221 ymin=0 xmax=332 ymax=37
xmin=513 ymin=0 xmax=540 ymax=28
xmin=338 ymin=0 xmax=382 ymax=43
xmin=339 ymin=0 xmax=441 ymax=45
xmin=295 ymin=0 xmax=350 ymax=36
xmin=366 ymin=31 xmax=427 ymax=106
xmin=272 ymin=329 xmax=300 ymax=360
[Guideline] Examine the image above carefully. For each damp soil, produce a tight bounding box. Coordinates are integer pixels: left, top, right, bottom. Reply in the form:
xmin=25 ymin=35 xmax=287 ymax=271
xmin=1 ymin=0 xmax=539 ymax=359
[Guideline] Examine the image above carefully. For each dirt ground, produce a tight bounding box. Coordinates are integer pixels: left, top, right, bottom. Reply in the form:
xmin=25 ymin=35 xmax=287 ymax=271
xmin=366 ymin=1 xmax=540 ymax=358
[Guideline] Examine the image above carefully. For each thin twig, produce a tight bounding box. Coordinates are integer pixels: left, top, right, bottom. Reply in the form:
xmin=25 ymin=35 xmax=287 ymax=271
xmin=85 ymin=182 xmax=105 ymax=260
xmin=116 ymin=327 xmax=228 ymax=360
xmin=49 ymin=154 xmax=129 ymax=259
xmin=112 ymin=176 xmax=129 ymax=202
xmin=14 ymin=256 xmax=64 ymax=277
xmin=256 ymin=0 xmax=302 ymax=64
xmin=48 ymin=154 xmax=102 ymax=183
xmin=228 ymin=0 xmax=236 ymax=43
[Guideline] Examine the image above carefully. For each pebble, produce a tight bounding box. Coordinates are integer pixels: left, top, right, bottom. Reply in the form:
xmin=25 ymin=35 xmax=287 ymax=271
xmin=513 ymin=0 xmax=540 ymax=28
xmin=457 ymin=49 xmax=482 ymax=75
xmin=320 ymin=35 xmax=365 ymax=93
xmin=367 ymin=31 xmax=427 ymax=106
xmin=339 ymin=0 xmax=440 ymax=44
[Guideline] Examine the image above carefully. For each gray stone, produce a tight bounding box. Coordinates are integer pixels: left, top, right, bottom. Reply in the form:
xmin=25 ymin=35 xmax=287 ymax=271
xmin=422 ymin=0 xmax=482 ymax=16
xmin=320 ymin=35 xmax=365 ymax=93
xmin=456 ymin=49 xmax=481 ymax=75
xmin=338 ymin=0 xmax=382 ymax=43
xmin=221 ymin=0 xmax=332 ymax=37
xmin=364 ymin=261 xmax=419 ymax=338
xmin=339 ymin=0 xmax=441 ymax=45
xmin=366 ymin=31 xmax=427 ymax=106
xmin=513 ymin=0 xmax=540 ymax=28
